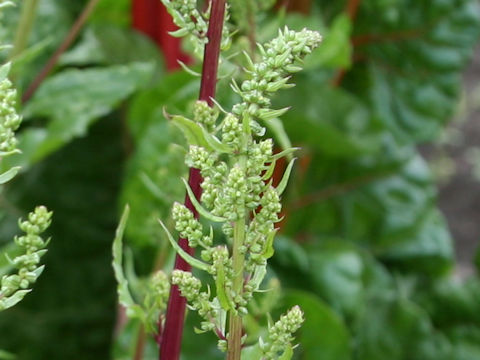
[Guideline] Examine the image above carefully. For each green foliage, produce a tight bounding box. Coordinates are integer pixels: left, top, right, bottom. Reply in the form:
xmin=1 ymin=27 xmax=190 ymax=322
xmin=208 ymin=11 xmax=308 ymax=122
xmin=0 ymin=0 xmax=479 ymax=358
xmin=3 ymin=62 xmax=154 ymax=169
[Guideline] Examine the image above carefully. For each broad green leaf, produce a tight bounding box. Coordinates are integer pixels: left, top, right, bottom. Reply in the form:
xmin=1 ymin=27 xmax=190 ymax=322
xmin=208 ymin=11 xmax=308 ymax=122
xmin=121 ymin=72 xmax=197 ymax=247
xmin=352 ymin=0 xmax=480 ymax=143
xmin=355 ymin=297 xmax=452 ymax=360
xmin=277 ymin=82 xmax=384 ymax=157
xmin=88 ymin=0 xmax=130 ymax=27
xmin=5 ymin=62 xmax=154 ymax=169
xmin=306 ymin=242 xmax=365 ymax=320
xmin=60 ymin=25 xmax=163 ymax=67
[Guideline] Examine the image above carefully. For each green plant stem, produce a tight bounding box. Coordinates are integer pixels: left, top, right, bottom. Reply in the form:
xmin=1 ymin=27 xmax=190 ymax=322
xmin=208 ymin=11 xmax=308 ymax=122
xmin=22 ymin=0 xmax=100 ymax=103
xmin=133 ymin=324 xmax=146 ymax=360
xmin=227 ymin=215 xmax=246 ymax=360
xmin=10 ymin=0 xmax=39 ymax=60
xmin=227 ymin=153 xmax=248 ymax=360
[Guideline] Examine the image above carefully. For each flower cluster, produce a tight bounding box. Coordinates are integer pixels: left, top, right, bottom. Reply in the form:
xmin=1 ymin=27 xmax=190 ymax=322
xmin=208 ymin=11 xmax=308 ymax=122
xmin=0 ymin=63 xmax=21 ymax=155
xmin=0 ymin=206 xmax=52 ymax=311
xmin=161 ymin=0 xmax=231 ymax=57
xmin=233 ymin=28 xmax=322 ymax=125
xmin=161 ymin=25 xmax=321 ymax=356
xmin=260 ymin=306 xmax=304 ymax=359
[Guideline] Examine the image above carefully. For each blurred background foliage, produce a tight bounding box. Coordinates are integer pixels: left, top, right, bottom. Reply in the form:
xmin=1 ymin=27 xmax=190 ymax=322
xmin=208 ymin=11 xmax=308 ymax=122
xmin=0 ymin=0 xmax=480 ymax=359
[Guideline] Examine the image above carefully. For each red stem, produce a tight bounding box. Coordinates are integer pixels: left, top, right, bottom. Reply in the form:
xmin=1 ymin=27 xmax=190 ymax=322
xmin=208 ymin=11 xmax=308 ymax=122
xmin=158 ymin=1 xmax=226 ymax=359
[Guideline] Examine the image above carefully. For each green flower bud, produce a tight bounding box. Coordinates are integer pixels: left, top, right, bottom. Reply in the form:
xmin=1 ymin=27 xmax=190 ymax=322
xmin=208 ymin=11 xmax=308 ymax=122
xmin=0 ymin=72 xmax=21 ymax=154
xmin=194 ymin=100 xmax=219 ymax=131
xmin=262 ymin=305 xmax=304 ymax=359
xmin=172 ymin=202 xmax=203 ymax=247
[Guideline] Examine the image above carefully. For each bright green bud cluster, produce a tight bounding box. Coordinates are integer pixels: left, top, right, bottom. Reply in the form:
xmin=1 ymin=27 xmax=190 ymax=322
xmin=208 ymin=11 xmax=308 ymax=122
xmin=0 ymin=206 xmax=52 ymax=311
xmin=161 ymin=0 xmax=230 ymax=57
xmin=221 ymin=113 xmax=242 ymax=150
xmin=220 ymin=166 xmax=247 ymax=221
xmin=0 ymin=64 xmax=21 ymax=155
xmin=146 ymin=270 xmax=170 ymax=312
xmin=186 ymin=145 xmax=217 ymax=172
xmin=261 ymin=305 xmax=304 ymax=359
xmin=194 ymin=100 xmax=219 ymax=131
xmin=233 ymin=27 xmax=322 ymax=121
xmin=172 ymin=202 xmax=203 ymax=247
xmin=162 ymin=24 xmax=321 ymax=355
xmin=172 ymin=270 xmax=218 ymax=332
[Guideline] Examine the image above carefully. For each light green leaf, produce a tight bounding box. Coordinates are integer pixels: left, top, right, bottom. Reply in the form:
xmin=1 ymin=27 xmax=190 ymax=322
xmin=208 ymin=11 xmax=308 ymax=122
xmin=182 ymin=178 xmax=227 ymax=223
xmin=215 ymin=259 xmax=233 ymax=311
xmin=171 ymin=115 xmax=213 ymax=150
xmin=276 ymin=158 xmax=296 ymax=195
xmin=1 ymin=290 xmax=31 ymax=310
xmin=112 ymin=205 xmax=145 ymax=320
xmin=158 ymin=219 xmax=210 ymax=272
xmin=281 ymin=290 xmax=352 ymax=360
xmin=6 ymin=62 xmax=154 ymax=170
xmin=0 ymin=167 xmax=20 ymax=185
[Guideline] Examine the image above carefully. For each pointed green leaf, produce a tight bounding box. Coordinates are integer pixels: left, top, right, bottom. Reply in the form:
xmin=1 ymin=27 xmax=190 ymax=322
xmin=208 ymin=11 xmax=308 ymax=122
xmin=182 ymin=178 xmax=227 ymax=222
xmin=112 ymin=205 xmax=145 ymax=320
xmin=1 ymin=290 xmax=31 ymax=310
xmin=262 ymin=228 xmax=278 ymax=259
xmin=169 ymin=28 xmax=190 ymax=37
xmin=158 ymin=220 xmax=210 ymax=272
xmin=0 ymin=167 xmax=20 ymax=185
xmin=276 ymin=158 xmax=296 ymax=196
xmin=279 ymin=344 xmax=294 ymax=360
xmin=214 ymin=259 xmax=232 ymax=311
xmin=257 ymin=107 xmax=291 ymax=121
xmin=201 ymin=127 xmax=234 ymax=154
xmin=171 ymin=115 xmax=212 ymax=150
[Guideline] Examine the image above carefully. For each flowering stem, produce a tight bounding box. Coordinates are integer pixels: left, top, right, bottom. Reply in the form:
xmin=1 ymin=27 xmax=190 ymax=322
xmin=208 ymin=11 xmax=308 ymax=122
xmin=227 ymin=214 xmax=246 ymax=360
xmin=158 ymin=0 xmax=226 ymax=358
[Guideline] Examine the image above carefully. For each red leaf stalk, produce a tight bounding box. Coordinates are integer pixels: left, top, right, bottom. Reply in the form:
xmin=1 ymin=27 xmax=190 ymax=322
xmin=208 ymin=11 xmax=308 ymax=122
xmin=158 ymin=0 xmax=226 ymax=359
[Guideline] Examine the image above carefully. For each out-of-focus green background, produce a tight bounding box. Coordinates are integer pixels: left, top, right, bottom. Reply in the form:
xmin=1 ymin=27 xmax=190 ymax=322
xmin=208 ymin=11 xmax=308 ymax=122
xmin=1 ymin=0 xmax=480 ymax=359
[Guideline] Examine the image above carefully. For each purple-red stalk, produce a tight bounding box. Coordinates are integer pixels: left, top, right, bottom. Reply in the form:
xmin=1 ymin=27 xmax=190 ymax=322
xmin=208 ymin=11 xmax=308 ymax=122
xmin=158 ymin=0 xmax=226 ymax=359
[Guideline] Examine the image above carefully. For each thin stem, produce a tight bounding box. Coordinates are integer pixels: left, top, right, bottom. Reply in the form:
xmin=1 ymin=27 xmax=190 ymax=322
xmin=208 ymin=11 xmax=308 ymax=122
xmin=21 ymin=0 xmax=100 ymax=103
xmin=227 ymin=214 xmax=246 ymax=360
xmin=9 ymin=0 xmax=39 ymax=60
xmin=158 ymin=1 xmax=226 ymax=359
xmin=133 ymin=324 xmax=147 ymax=360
